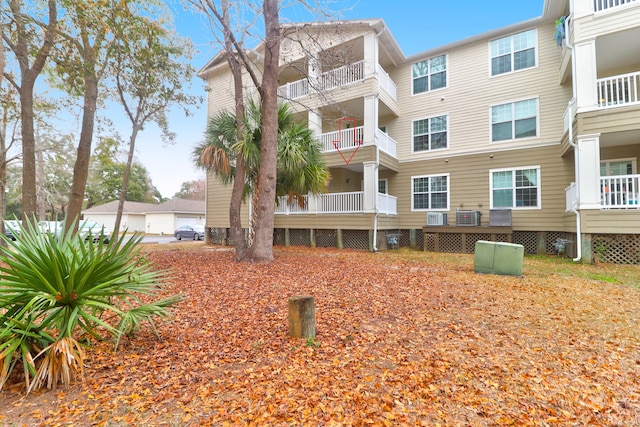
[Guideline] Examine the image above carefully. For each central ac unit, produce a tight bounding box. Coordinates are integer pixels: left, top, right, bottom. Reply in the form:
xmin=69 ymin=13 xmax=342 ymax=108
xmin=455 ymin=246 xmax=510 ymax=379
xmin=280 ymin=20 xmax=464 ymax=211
xmin=426 ymin=212 xmax=448 ymax=226
xmin=456 ymin=210 xmax=481 ymax=226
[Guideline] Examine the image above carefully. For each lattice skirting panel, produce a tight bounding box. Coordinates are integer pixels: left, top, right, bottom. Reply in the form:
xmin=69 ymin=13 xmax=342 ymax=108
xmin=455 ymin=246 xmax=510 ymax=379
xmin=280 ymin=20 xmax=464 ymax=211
xmin=343 ymin=230 xmax=370 ymax=250
xmin=512 ymin=231 xmax=539 ymax=254
xmin=209 ymin=228 xmax=227 ymax=245
xmin=315 ymin=229 xmax=337 ymax=248
xmin=289 ymin=229 xmax=311 ymax=247
xmin=593 ymin=234 xmax=640 ymax=265
xmin=273 ymin=228 xmax=285 ymax=246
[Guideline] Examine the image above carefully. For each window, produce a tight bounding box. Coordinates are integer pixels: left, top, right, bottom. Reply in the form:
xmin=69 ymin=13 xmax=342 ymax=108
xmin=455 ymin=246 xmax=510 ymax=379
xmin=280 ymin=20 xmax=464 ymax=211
xmin=491 ymin=167 xmax=540 ymax=208
xmin=412 ymin=54 xmax=447 ymax=94
xmin=378 ymin=179 xmax=388 ymax=194
xmin=490 ymin=29 xmax=536 ymax=76
xmin=412 ymin=174 xmax=449 ymax=211
xmin=492 ymin=99 xmax=537 ymax=142
xmin=600 ymin=159 xmax=635 ymax=176
xmin=413 ymin=115 xmax=448 ymax=152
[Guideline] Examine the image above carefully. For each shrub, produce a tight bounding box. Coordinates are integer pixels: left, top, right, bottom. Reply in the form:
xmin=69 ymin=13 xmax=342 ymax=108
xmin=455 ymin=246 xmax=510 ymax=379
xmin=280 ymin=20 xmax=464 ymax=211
xmin=0 ymin=220 xmax=180 ymax=393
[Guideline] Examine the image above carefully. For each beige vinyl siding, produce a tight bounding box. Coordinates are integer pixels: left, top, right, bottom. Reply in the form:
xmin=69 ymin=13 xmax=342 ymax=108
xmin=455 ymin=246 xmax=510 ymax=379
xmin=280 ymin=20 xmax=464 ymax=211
xmin=390 ymin=146 xmax=573 ymax=231
xmin=274 ymin=214 xmax=374 ymax=230
xmin=205 ymin=174 xmax=249 ymax=229
xmin=581 ymin=210 xmax=640 ymax=234
xmin=388 ymin=23 xmax=571 ymax=162
xmin=577 ymin=105 xmax=640 ymax=134
xmin=575 ymin=4 xmax=640 ymax=42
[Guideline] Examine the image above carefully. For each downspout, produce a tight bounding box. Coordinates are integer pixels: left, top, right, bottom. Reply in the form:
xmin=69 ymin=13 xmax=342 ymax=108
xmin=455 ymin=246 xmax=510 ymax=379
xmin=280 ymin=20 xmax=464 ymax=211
xmin=565 ymin=14 xmax=582 ymax=262
xmin=373 ymin=131 xmax=380 ymax=252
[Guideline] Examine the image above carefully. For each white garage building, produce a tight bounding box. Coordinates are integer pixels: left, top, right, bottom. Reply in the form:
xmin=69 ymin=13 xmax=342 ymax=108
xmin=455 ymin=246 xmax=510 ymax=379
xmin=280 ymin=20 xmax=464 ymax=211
xmin=82 ymin=198 xmax=205 ymax=235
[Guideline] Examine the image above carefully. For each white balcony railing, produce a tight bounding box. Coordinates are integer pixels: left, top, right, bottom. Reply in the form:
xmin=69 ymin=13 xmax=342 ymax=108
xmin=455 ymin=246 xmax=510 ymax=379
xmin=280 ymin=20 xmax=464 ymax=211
xmin=565 ymin=182 xmax=578 ymax=212
xmin=597 ymin=71 xmax=640 ymax=108
xmin=376 ymin=129 xmax=397 ymax=157
xmin=320 ymin=60 xmax=365 ymax=91
xmin=377 ymin=64 xmax=397 ymax=100
xmin=321 ymin=191 xmax=363 ymax=213
xmin=563 ymin=99 xmax=576 ymax=135
xmin=317 ymin=126 xmax=397 ymax=158
xmin=594 ymin=0 xmax=637 ymax=12
xmin=320 ymin=126 xmax=365 ymax=153
xmin=274 ymin=192 xmax=397 ymax=215
xmin=277 ymin=79 xmax=310 ymax=100
xmin=377 ymin=193 xmax=398 ymax=215
xmin=277 ymin=60 xmax=375 ymax=100
xmin=601 ymin=175 xmax=640 ymax=208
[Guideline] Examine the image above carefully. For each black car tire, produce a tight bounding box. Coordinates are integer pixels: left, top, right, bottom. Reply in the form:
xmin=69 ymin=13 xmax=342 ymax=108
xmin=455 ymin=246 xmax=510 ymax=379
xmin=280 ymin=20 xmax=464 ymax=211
xmin=176 ymin=233 xmax=182 ymax=241
xmin=193 ymin=233 xmax=199 ymax=241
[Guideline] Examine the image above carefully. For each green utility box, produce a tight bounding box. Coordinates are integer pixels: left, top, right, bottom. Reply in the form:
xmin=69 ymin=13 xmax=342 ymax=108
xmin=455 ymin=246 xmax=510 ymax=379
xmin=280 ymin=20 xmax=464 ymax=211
xmin=474 ymin=240 xmax=524 ymax=276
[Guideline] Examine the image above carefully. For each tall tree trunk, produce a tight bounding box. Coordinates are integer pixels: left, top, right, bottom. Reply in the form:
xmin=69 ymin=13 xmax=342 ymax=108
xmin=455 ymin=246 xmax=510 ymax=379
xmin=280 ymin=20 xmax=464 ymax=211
xmin=245 ymin=0 xmax=280 ymax=262
xmin=8 ymin=0 xmax=57 ymax=225
xmin=66 ymin=76 xmax=98 ymax=232
xmin=221 ymin=0 xmax=248 ymax=260
xmin=113 ymin=125 xmax=140 ymax=238
xmin=36 ymin=132 xmax=46 ymax=220
xmin=19 ymin=84 xmax=37 ymax=221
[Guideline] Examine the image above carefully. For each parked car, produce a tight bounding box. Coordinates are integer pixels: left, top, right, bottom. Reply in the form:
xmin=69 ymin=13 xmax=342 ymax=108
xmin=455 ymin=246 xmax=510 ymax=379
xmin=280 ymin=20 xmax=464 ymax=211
xmin=79 ymin=219 xmax=110 ymax=243
xmin=174 ymin=224 xmax=205 ymax=241
xmin=38 ymin=221 xmax=63 ymax=236
xmin=4 ymin=220 xmax=20 ymax=241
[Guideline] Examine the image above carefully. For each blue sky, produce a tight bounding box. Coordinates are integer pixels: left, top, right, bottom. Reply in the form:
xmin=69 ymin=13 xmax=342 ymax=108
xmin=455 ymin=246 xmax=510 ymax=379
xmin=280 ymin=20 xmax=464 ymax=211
xmin=140 ymin=0 xmax=545 ymax=198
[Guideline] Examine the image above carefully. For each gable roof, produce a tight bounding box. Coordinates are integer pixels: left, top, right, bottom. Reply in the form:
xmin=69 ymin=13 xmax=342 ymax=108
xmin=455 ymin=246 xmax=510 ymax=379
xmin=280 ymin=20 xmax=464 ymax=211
xmin=145 ymin=198 xmax=206 ymax=214
xmin=82 ymin=199 xmax=205 ymax=215
xmin=82 ymin=201 xmax=154 ymax=214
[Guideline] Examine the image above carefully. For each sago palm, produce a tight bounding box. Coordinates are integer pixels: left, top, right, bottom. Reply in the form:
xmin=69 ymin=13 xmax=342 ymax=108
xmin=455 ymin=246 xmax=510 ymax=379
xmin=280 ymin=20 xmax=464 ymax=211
xmin=0 ymin=220 xmax=180 ymax=393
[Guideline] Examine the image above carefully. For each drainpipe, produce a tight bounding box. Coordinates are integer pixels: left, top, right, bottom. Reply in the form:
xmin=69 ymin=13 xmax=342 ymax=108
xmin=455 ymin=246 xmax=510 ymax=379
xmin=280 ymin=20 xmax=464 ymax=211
xmin=372 ymin=135 xmax=380 ymax=252
xmin=565 ymin=14 xmax=582 ymax=262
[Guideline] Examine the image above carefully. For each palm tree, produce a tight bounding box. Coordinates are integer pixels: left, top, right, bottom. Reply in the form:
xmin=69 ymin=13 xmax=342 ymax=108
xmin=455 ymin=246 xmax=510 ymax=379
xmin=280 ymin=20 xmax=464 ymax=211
xmin=193 ymin=99 xmax=330 ymax=249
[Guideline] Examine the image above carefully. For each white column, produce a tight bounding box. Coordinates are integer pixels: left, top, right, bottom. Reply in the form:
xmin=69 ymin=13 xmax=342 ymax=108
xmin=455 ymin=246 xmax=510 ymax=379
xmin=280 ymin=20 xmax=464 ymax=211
xmin=574 ymin=40 xmax=598 ymax=110
xmin=363 ymin=33 xmax=378 ymax=79
xmin=363 ymin=95 xmax=378 ymax=145
xmin=577 ymin=133 xmax=602 ymax=210
xmin=308 ymin=52 xmax=321 ymax=93
xmin=308 ymin=110 xmax=322 ymax=139
xmin=363 ymin=161 xmax=378 ymax=213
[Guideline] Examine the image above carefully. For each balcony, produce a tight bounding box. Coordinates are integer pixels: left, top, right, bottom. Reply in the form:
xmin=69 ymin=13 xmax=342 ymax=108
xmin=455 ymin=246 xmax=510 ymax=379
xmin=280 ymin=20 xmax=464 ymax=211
xmin=601 ymin=175 xmax=640 ymax=208
xmin=597 ymin=71 xmax=640 ymax=108
xmin=318 ymin=126 xmax=397 ymax=157
xmin=277 ymin=60 xmax=397 ymax=102
xmin=275 ymin=192 xmax=397 ymax=215
xmin=594 ymin=0 xmax=637 ymax=12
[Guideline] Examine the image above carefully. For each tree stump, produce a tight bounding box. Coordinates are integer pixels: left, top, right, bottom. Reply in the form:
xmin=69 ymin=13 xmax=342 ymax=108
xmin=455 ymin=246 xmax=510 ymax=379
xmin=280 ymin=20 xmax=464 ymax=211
xmin=288 ymin=295 xmax=316 ymax=339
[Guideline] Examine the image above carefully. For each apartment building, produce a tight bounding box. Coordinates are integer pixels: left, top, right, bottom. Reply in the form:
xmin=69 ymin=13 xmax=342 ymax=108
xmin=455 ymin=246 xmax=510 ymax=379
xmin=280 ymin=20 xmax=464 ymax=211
xmin=197 ymin=0 xmax=640 ymax=264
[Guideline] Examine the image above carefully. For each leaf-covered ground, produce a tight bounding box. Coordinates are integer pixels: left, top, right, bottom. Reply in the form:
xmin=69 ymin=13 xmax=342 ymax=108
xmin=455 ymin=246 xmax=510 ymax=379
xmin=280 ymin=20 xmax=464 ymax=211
xmin=1 ymin=245 xmax=640 ymax=426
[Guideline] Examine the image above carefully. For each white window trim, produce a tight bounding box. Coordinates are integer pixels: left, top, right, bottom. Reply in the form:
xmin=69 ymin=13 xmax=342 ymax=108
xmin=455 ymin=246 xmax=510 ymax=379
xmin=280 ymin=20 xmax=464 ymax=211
xmin=489 ymin=97 xmax=539 ymax=143
xmin=411 ymin=54 xmax=448 ymax=96
xmin=411 ymin=173 xmax=450 ymax=212
xmin=489 ymin=165 xmax=541 ymax=210
xmin=488 ymin=28 xmax=539 ymax=78
xmin=411 ymin=114 xmax=450 ymax=154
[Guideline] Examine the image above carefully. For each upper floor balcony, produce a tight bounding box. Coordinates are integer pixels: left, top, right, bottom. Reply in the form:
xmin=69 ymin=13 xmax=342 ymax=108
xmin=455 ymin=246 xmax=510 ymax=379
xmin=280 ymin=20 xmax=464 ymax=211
xmin=596 ymin=71 xmax=640 ymax=108
xmin=593 ymin=0 xmax=637 ymax=12
xmin=277 ymin=61 xmax=397 ymax=103
xmin=317 ymin=126 xmax=397 ymax=158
